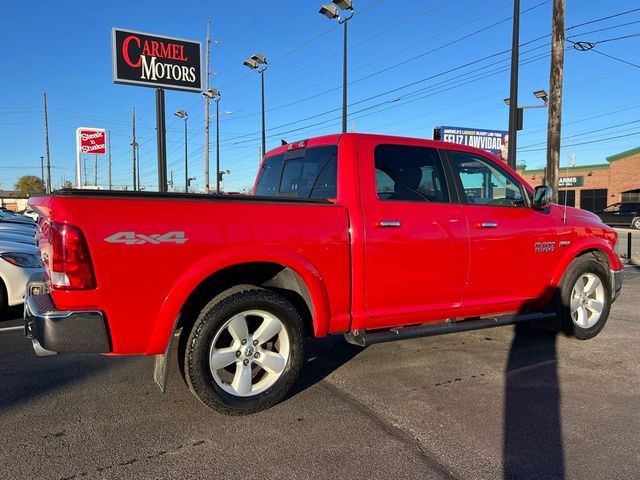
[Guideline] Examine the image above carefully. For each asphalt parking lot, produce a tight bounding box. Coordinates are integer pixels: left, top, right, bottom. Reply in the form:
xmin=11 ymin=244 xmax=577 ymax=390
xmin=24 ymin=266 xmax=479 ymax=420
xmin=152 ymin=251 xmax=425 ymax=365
xmin=1 ymin=267 xmax=639 ymax=480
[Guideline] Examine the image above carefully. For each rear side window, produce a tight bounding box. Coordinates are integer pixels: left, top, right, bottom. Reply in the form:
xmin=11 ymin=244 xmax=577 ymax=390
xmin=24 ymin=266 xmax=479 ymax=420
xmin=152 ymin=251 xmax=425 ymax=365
xmin=254 ymin=145 xmax=337 ymax=199
xmin=254 ymin=154 xmax=284 ymax=196
xmin=374 ymin=144 xmax=449 ymax=203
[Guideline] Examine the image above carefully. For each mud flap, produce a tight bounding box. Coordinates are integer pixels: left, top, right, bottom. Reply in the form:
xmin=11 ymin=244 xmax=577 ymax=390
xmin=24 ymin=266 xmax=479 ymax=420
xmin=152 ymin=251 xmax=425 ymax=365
xmin=153 ymin=314 xmax=181 ymax=393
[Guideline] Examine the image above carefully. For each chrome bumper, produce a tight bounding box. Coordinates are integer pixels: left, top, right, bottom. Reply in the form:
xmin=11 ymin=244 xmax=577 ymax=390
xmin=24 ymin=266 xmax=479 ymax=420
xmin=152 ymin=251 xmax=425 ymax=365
xmin=24 ymin=276 xmax=110 ymax=356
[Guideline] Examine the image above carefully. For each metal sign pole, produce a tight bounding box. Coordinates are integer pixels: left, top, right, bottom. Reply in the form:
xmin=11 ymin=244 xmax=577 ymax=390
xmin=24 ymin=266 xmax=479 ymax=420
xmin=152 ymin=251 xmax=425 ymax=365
xmin=156 ymin=88 xmax=168 ymax=192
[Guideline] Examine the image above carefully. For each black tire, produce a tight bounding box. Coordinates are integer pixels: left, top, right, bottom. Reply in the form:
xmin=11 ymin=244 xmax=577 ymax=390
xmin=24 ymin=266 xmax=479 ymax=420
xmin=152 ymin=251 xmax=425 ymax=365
xmin=559 ymin=255 xmax=612 ymax=340
xmin=632 ymin=217 xmax=640 ymax=230
xmin=183 ymin=287 xmax=305 ymax=415
xmin=0 ymin=278 xmax=6 ymax=311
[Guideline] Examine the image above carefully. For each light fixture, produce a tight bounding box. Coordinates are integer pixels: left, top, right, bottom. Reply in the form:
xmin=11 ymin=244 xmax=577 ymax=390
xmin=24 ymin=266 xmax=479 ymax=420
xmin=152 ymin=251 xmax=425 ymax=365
xmin=319 ymin=3 xmax=339 ymax=18
xmin=503 ymin=98 xmax=511 ymax=105
xmin=203 ymin=88 xmax=220 ymax=99
xmin=334 ymin=0 xmax=353 ymax=10
xmin=174 ymin=110 xmax=187 ymax=119
xmin=251 ymin=53 xmax=266 ymax=64
xmin=243 ymin=58 xmax=258 ymax=69
xmin=533 ymin=90 xmax=548 ymax=101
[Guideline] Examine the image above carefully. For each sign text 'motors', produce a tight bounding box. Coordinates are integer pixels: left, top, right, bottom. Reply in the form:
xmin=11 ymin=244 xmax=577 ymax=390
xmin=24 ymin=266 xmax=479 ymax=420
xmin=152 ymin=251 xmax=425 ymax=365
xmin=112 ymin=28 xmax=202 ymax=92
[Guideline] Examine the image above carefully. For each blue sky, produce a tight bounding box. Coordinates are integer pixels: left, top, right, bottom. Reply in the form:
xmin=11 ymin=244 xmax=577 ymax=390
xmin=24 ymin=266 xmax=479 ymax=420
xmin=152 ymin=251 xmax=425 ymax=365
xmin=1 ymin=0 xmax=639 ymax=192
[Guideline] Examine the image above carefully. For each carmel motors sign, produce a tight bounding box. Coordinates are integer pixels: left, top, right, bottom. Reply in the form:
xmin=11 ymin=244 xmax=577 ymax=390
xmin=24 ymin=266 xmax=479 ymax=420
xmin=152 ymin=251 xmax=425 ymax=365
xmin=112 ymin=28 xmax=202 ymax=92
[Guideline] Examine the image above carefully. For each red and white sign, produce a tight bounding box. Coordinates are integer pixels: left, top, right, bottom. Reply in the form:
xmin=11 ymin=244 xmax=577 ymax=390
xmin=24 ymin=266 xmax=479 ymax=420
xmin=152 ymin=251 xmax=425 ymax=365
xmin=77 ymin=128 xmax=106 ymax=154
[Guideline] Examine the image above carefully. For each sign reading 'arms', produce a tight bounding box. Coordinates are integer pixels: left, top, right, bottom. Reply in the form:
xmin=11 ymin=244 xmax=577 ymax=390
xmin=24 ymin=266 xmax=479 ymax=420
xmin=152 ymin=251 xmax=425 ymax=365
xmin=112 ymin=28 xmax=202 ymax=92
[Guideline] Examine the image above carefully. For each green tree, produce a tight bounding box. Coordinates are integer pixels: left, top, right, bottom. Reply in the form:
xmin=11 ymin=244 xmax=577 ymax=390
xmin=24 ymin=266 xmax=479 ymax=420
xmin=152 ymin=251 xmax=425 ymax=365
xmin=14 ymin=175 xmax=45 ymax=196
xmin=62 ymin=180 xmax=74 ymax=189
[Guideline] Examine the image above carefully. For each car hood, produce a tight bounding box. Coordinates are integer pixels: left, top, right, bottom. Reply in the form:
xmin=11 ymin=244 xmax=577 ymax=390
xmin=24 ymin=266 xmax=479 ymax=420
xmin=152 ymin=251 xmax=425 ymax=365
xmin=564 ymin=206 xmax=602 ymax=224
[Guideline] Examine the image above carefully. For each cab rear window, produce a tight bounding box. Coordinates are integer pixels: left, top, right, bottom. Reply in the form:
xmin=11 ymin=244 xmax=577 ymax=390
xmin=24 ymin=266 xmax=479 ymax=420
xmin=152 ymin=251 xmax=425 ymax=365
xmin=254 ymin=145 xmax=337 ymax=199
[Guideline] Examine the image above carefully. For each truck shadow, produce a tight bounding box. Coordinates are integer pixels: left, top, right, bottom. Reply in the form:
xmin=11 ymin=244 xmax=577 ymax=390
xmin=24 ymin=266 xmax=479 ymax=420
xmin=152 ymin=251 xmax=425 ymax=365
xmin=503 ymin=299 xmax=565 ymax=479
xmin=288 ymin=334 xmax=362 ymax=398
xmin=0 ymin=334 xmax=133 ymax=414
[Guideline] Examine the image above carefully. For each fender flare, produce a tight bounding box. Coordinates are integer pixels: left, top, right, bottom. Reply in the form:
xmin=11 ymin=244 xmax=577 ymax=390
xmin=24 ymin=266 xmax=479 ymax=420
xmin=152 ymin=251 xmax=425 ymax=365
xmin=550 ymin=238 xmax=621 ymax=288
xmin=146 ymin=245 xmax=332 ymax=354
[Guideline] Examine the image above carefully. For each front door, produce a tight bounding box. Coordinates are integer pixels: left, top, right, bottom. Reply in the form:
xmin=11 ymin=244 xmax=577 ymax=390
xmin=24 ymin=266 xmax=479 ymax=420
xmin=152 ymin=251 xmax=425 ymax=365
xmin=358 ymin=140 xmax=469 ymax=330
xmin=446 ymin=150 xmax=562 ymax=312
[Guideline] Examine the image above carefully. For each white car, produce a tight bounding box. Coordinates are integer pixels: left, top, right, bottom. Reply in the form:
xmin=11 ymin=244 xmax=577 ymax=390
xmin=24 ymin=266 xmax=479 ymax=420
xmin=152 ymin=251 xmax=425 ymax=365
xmin=0 ymin=240 xmax=44 ymax=311
xmin=21 ymin=209 xmax=39 ymax=221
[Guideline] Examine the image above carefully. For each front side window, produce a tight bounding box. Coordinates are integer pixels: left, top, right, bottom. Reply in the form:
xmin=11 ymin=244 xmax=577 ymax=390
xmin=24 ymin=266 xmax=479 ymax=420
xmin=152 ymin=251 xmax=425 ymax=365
xmin=449 ymin=151 xmax=526 ymax=207
xmin=374 ymin=144 xmax=449 ymax=203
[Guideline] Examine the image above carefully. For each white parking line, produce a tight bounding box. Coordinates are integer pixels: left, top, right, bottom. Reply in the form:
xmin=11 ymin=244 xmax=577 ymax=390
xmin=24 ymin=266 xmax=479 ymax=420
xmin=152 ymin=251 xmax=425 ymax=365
xmin=0 ymin=326 xmax=23 ymax=333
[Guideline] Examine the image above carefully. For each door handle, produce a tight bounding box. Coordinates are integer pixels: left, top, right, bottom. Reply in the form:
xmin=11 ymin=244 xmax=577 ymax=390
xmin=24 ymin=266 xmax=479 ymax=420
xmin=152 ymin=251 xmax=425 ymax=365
xmin=375 ymin=221 xmax=401 ymax=228
xmin=477 ymin=222 xmax=498 ymax=228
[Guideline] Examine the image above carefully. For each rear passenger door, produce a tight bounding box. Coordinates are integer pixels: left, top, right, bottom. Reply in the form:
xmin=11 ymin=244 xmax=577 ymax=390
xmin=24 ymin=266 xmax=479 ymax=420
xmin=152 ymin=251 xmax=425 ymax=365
xmin=358 ymin=140 xmax=469 ymax=330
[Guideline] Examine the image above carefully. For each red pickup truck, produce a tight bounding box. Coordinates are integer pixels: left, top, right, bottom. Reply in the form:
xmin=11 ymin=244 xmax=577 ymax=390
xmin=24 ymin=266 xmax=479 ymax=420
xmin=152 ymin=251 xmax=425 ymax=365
xmin=25 ymin=133 xmax=623 ymax=415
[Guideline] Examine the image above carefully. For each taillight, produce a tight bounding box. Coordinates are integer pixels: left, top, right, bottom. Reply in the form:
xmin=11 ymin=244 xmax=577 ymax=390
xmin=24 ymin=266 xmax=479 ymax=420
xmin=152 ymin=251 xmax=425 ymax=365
xmin=50 ymin=222 xmax=96 ymax=290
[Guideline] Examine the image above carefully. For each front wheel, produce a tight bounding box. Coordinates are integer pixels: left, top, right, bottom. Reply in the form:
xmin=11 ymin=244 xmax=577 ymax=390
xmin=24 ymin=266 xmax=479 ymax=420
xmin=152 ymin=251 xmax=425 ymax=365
xmin=559 ymin=256 xmax=612 ymax=340
xmin=632 ymin=217 xmax=640 ymax=230
xmin=183 ymin=287 xmax=305 ymax=415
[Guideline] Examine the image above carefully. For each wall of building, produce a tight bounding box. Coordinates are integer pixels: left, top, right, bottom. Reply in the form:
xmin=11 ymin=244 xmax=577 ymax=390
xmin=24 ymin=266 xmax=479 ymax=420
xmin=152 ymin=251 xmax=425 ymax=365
xmin=517 ymin=146 xmax=640 ymax=211
xmin=0 ymin=195 xmax=29 ymax=211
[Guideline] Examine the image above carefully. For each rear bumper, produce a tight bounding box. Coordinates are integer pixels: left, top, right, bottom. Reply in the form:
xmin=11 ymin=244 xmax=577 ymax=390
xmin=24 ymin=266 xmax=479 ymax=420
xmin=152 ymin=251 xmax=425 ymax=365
xmin=611 ymin=268 xmax=623 ymax=302
xmin=24 ymin=276 xmax=110 ymax=356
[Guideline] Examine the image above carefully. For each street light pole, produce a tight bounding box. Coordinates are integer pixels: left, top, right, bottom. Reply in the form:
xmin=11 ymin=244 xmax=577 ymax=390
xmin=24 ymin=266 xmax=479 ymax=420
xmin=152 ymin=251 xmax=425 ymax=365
xmin=174 ymin=110 xmax=189 ymax=192
xmin=261 ymin=69 xmax=266 ymax=157
xmin=319 ymin=0 xmax=354 ymax=133
xmin=215 ymin=95 xmax=221 ymax=193
xmin=243 ymin=54 xmax=268 ymax=158
xmin=342 ymin=19 xmax=348 ymax=133
xmin=507 ymin=0 xmax=520 ymax=170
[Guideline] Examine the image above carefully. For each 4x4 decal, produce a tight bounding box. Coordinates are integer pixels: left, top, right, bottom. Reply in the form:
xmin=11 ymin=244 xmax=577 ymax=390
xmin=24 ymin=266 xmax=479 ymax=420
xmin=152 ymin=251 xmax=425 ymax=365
xmin=105 ymin=231 xmax=188 ymax=245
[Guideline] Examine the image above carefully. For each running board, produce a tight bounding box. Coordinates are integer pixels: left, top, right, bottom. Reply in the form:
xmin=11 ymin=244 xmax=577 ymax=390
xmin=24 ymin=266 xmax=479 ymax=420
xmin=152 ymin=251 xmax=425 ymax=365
xmin=344 ymin=312 xmax=557 ymax=347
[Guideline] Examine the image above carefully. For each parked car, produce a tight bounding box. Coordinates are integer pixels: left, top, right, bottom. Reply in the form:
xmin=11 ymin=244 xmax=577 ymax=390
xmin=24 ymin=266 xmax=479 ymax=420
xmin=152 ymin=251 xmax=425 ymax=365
xmin=0 ymin=210 xmax=36 ymax=225
xmin=20 ymin=209 xmax=39 ymax=221
xmin=0 ymin=231 xmax=36 ymax=245
xmin=0 ymin=223 xmax=36 ymax=236
xmin=25 ymin=133 xmax=623 ymax=415
xmin=0 ymin=240 xmax=43 ymax=311
xmin=596 ymin=202 xmax=640 ymax=229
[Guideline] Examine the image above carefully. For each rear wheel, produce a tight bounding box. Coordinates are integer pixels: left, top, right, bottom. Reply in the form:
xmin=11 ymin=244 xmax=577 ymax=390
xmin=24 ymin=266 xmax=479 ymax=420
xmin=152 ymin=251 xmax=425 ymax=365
xmin=183 ymin=287 xmax=305 ymax=415
xmin=559 ymin=256 xmax=611 ymax=340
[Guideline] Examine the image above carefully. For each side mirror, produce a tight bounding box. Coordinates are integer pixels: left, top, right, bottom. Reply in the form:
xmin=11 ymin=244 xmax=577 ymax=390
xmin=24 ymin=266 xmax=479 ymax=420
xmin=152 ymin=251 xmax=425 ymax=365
xmin=533 ymin=185 xmax=553 ymax=209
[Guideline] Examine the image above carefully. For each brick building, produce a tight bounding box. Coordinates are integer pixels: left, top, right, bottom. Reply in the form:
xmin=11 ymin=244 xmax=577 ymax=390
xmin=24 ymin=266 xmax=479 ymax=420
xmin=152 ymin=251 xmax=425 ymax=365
xmin=517 ymin=146 xmax=640 ymax=212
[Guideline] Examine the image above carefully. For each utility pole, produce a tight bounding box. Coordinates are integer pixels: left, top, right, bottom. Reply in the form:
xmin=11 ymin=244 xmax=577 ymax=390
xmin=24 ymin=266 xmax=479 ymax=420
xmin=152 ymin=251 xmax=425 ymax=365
xmin=83 ymin=157 xmax=87 ymax=186
xmin=94 ymin=154 xmax=98 ymax=186
xmin=136 ymin=145 xmax=141 ymax=190
xmin=507 ymin=0 xmax=520 ymax=170
xmin=546 ymin=0 xmax=565 ymax=203
xmin=43 ymin=93 xmax=52 ymax=193
xmin=131 ymin=106 xmax=138 ymax=191
xmin=39 ymin=156 xmax=44 ymax=187
xmin=108 ymin=130 xmax=112 ymax=190
xmin=204 ymin=20 xmax=211 ymax=193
